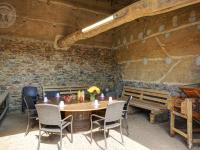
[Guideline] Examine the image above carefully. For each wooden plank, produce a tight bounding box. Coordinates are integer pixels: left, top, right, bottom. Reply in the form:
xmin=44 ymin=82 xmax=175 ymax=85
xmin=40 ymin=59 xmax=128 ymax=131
xmin=134 ymin=99 xmax=166 ymax=108
xmin=44 ymin=88 xmax=71 ymax=92
xmin=142 ymin=95 xmax=167 ymax=104
xmin=172 ymin=127 xmax=188 ymax=138
xmin=186 ymin=99 xmax=193 ymax=148
xmin=60 ymin=92 xmax=73 ymax=95
xmin=130 ymin=99 xmax=166 ymax=111
xmin=172 ymin=111 xmax=187 ymax=119
xmin=124 ymin=86 xmax=169 ymax=95
xmin=170 ymin=110 xmax=175 ymax=136
xmin=124 ymin=86 xmax=144 ymax=92
xmin=123 ymin=92 xmax=141 ymax=97
xmin=43 ymin=85 xmax=71 ymax=89
xmin=43 ymin=85 xmax=87 ymax=97
xmin=124 ymin=89 xmax=142 ymax=94
xmin=123 ymin=87 xmax=170 ymax=99
xmin=143 ymin=91 xmax=169 ymax=98
xmin=142 ymin=89 xmax=169 ymax=96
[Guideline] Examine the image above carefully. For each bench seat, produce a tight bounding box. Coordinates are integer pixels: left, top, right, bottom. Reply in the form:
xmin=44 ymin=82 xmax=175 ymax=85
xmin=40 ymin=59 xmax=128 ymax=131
xmin=131 ymin=99 xmax=167 ymax=112
xmin=122 ymin=86 xmax=170 ymax=123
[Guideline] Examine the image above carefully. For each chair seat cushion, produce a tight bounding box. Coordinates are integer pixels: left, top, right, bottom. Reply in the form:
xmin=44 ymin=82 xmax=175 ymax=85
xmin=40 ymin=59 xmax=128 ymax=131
xmin=41 ymin=121 xmax=70 ymax=133
xmin=41 ymin=125 xmax=61 ymax=133
xmin=105 ymin=122 xmax=120 ymax=129
xmin=92 ymin=120 xmax=120 ymax=130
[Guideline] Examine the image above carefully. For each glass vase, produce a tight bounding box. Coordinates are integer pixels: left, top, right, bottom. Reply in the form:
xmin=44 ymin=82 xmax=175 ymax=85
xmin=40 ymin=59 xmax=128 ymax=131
xmin=90 ymin=94 xmax=96 ymax=101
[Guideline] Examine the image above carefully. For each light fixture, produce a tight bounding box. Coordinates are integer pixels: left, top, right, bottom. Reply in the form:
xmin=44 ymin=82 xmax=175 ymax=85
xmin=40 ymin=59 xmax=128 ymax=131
xmin=81 ymin=15 xmax=114 ymax=33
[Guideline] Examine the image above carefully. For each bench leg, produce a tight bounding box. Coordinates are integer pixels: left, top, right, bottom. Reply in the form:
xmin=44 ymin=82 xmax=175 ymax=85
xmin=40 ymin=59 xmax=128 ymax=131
xmin=187 ymin=100 xmax=193 ymax=149
xmin=150 ymin=113 xmax=156 ymax=123
xmin=170 ymin=110 xmax=175 ymax=136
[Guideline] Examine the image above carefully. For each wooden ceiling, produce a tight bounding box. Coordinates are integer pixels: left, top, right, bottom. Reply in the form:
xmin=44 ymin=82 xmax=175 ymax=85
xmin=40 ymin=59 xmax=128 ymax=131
xmin=49 ymin=0 xmax=139 ymax=14
xmin=57 ymin=0 xmax=200 ymax=49
xmin=0 ymin=0 xmax=138 ymax=48
xmin=0 ymin=0 xmax=199 ymax=49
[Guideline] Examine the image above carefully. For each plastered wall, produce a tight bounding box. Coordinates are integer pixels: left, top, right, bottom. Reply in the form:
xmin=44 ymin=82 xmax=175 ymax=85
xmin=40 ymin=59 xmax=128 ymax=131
xmin=114 ymin=4 xmax=200 ymax=87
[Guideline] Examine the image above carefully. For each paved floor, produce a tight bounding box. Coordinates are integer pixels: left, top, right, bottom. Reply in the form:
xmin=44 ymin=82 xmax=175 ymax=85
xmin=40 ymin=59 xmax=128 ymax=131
xmin=0 ymin=112 xmax=199 ymax=150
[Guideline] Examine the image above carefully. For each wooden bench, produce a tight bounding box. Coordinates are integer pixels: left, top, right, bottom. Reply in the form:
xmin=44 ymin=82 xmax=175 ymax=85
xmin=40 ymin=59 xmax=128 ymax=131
xmin=121 ymin=86 xmax=170 ymax=123
xmin=42 ymin=85 xmax=88 ymax=97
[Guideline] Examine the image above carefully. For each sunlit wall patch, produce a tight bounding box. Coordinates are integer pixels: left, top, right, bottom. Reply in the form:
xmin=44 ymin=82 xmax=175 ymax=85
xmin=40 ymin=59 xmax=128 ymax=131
xmin=143 ymin=58 xmax=148 ymax=65
xmin=165 ymin=57 xmax=172 ymax=65
xmin=195 ymin=56 xmax=200 ymax=66
xmin=172 ymin=16 xmax=178 ymax=27
xmin=159 ymin=25 xmax=165 ymax=32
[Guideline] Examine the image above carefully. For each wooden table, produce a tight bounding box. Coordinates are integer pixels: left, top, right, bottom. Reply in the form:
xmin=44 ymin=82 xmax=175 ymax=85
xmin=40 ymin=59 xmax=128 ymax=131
xmin=38 ymin=99 xmax=115 ymax=132
xmin=169 ymin=86 xmax=200 ymax=148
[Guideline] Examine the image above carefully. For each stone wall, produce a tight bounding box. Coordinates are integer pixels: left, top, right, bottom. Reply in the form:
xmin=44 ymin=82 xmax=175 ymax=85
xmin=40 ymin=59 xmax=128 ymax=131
xmin=113 ymin=4 xmax=200 ymax=95
xmin=0 ymin=36 xmax=119 ymax=111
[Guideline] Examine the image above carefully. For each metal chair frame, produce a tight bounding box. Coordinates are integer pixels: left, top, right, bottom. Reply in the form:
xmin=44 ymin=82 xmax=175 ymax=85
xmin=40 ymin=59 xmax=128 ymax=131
xmin=122 ymin=96 xmax=133 ymax=135
xmin=24 ymin=96 xmax=38 ymax=136
xmin=90 ymin=101 xmax=125 ymax=149
xmin=36 ymin=104 xmax=73 ymax=150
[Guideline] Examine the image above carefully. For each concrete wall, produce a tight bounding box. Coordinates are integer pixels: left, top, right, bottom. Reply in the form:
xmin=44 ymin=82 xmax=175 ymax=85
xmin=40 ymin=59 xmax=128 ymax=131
xmin=0 ymin=36 xmax=119 ymax=111
xmin=113 ymin=4 xmax=200 ymax=95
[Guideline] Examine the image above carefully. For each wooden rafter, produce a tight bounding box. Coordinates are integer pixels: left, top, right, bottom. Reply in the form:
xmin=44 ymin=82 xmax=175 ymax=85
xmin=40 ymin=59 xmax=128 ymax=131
xmin=56 ymin=0 xmax=200 ymax=49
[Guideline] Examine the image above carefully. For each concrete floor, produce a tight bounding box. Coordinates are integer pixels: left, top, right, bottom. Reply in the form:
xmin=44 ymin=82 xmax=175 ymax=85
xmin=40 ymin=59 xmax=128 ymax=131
xmin=0 ymin=112 xmax=199 ymax=150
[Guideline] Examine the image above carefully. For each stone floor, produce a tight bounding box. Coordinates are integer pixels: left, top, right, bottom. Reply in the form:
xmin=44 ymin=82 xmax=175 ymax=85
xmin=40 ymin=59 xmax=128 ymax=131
xmin=0 ymin=112 xmax=199 ymax=150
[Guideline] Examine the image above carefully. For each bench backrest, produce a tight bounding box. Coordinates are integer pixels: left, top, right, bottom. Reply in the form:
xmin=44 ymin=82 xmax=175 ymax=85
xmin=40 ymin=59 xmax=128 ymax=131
xmin=43 ymin=85 xmax=88 ymax=97
xmin=122 ymin=86 xmax=170 ymax=106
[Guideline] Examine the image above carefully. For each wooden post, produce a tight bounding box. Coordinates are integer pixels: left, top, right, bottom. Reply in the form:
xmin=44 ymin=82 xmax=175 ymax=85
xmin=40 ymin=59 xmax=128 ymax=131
xmin=186 ymin=98 xmax=193 ymax=149
xmin=170 ymin=111 xmax=175 ymax=136
xmin=169 ymin=97 xmax=175 ymax=136
xmin=150 ymin=113 xmax=155 ymax=123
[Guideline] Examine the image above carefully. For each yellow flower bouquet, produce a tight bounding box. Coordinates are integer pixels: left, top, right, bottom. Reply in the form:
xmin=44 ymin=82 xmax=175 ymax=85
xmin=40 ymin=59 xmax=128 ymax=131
xmin=87 ymin=86 xmax=100 ymax=101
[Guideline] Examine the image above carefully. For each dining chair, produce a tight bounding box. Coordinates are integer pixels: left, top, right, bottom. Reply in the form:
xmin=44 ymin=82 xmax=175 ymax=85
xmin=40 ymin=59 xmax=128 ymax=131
xmin=90 ymin=101 xmax=125 ymax=149
xmin=35 ymin=104 xmax=73 ymax=150
xmin=22 ymin=86 xmax=39 ymax=112
xmin=44 ymin=91 xmax=59 ymax=99
xmin=122 ymin=96 xmax=133 ymax=135
xmin=24 ymin=96 xmax=38 ymax=136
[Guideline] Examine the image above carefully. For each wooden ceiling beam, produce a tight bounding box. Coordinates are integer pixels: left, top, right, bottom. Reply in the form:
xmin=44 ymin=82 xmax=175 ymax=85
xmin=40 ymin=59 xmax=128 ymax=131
xmin=56 ymin=0 xmax=200 ymax=49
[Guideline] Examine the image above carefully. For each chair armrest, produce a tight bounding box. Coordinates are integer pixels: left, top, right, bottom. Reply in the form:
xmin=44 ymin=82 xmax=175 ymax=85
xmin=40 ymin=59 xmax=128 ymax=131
xmin=91 ymin=114 xmax=105 ymax=120
xmin=62 ymin=115 xmax=73 ymax=122
xmin=91 ymin=114 xmax=105 ymax=123
xmin=36 ymin=94 xmax=40 ymax=100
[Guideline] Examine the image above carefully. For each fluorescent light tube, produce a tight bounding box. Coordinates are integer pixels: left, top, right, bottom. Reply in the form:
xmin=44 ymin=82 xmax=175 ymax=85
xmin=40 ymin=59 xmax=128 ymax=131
xmin=81 ymin=15 xmax=114 ymax=33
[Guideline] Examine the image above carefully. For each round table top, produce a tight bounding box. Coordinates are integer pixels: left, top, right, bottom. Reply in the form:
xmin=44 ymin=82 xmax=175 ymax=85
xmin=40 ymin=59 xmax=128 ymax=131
xmin=38 ymin=99 xmax=118 ymax=112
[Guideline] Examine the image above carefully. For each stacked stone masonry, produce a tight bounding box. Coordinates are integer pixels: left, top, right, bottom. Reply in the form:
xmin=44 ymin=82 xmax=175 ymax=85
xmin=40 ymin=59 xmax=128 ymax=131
xmin=0 ymin=37 xmax=119 ymax=111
